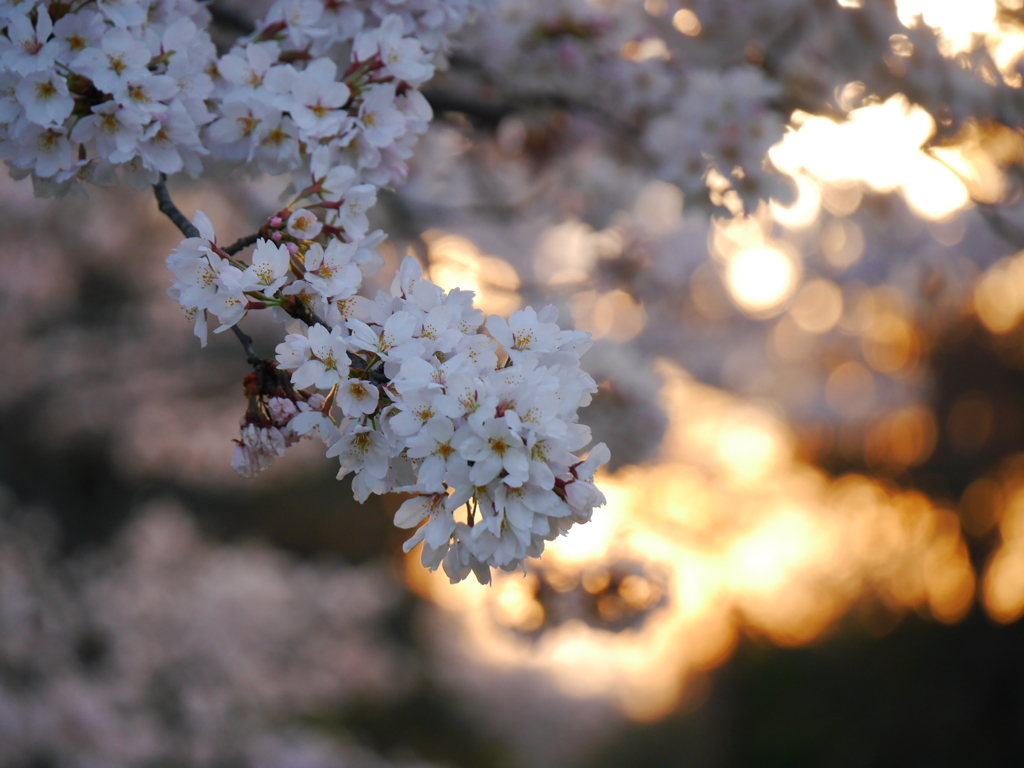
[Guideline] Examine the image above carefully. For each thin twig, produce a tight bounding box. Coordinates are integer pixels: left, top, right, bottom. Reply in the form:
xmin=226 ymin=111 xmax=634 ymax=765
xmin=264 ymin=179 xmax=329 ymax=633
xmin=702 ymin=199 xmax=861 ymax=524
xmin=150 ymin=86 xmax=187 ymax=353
xmin=294 ymin=301 xmax=328 ymax=328
xmin=423 ymin=85 xmax=639 ymax=140
xmin=977 ymin=202 xmax=1024 ymax=250
xmin=348 ymin=351 xmax=389 ymax=385
xmin=154 ymin=174 xmax=326 ymax=346
xmin=231 ymin=325 xmax=262 ymax=367
xmin=154 ymin=176 xmax=271 ymax=362
xmin=925 ymin=149 xmax=1024 ymax=250
xmin=153 ymin=174 xmax=200 ymax=238
xmin=224 ymin=232 xmax=261 ymax=255
xmin=208 ymin=3 xmax=256 ymax=35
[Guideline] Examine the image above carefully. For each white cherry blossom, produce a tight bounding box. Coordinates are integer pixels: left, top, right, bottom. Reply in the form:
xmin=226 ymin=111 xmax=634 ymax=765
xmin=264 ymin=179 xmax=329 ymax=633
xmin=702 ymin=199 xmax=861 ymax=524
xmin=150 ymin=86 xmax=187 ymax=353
xmin=284 ymin=59 xmax=352 ymax=138
xmin=7 ymin=123 xmax=71 ymax=178
xmin=303 ymin=240 xmax=362 ymax=301
xmin=241 ymin=239 xmax=291 ymax=295
xmin=15 ymin=69 xmax=73 ymax=125
xmin=340 ymin=379 xmax=380 ymax=417
xmin=287 ymin=208 xmax=323 ymax=240
xmin=75 ymin=28 xmax=151 ymax=93
xmin=2 ymin=10 xmax=56 ymax=74
xmin=277 ymin=323 xmax=350 ymax=391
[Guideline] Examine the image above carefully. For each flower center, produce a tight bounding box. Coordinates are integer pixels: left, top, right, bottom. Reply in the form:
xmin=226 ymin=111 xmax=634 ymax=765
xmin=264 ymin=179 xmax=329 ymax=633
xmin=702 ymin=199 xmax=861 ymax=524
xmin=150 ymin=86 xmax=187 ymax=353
xmin=109 ymin=54 xmax=127 ymax=75
xmin=129 ymin=84 xmax=150 ymax=103
xmin=35 ymin=80 xmax=56 ymax=100
xmin=238 ymin=116 xmax=258 ymax=136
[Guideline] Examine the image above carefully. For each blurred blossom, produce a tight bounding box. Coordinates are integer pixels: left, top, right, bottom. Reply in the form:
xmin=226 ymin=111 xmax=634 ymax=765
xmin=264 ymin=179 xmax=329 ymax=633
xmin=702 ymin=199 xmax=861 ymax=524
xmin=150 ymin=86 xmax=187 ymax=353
xmin=0 ymin=175 xmax=267 ymax=487
xmin=0 ymin=492 xmax=422 ymax=767
xmin=578 ymin=342 xmax=668 ymax=470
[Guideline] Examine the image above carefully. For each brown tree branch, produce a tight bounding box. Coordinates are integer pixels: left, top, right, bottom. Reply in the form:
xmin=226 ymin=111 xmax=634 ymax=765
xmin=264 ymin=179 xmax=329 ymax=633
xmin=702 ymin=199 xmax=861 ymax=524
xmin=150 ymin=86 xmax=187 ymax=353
xmin=153 ymin=174 xmax=200 ymax=239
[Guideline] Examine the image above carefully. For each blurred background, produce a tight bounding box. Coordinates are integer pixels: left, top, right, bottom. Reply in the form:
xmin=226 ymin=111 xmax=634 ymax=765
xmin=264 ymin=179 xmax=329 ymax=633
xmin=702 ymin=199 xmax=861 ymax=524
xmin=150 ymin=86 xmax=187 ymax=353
xmin=5 ymin=0 xmax=1024 ymax=765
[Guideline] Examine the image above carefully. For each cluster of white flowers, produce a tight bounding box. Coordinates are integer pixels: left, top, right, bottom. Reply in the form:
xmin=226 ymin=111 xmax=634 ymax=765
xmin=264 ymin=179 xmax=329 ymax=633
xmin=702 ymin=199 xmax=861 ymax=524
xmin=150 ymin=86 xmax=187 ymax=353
xmin=278 ymin=255 xmax=608 ymax=584
xmin=207 ymin=3 xmax=448 ymax=191
xmin=166 ymin=200 xmax=608 ymax=583
xmin=0 ymin=0 xmax=217 ymax=194
xmin=164 ymin=203 xmax=383 ymax=344
xmin=0 ymin=0 xmax=481 ymax=196
xmin=151 ymin=0 xmax=608 ymax=583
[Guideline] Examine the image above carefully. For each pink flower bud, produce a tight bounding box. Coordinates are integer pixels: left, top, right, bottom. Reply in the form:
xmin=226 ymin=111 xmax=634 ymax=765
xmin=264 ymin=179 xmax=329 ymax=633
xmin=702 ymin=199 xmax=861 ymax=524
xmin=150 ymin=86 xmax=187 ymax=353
xmin=271 ymin=231 xmax=283 ymax=242
xmin=269 ymin=216 xmax=283 ymax=228
xmin=286 ymin=242 xmax=299 ymax=254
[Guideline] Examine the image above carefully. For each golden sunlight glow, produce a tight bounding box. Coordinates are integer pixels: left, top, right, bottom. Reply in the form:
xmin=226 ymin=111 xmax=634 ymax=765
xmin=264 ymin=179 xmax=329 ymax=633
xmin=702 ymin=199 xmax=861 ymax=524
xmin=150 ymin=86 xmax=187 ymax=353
xmin=644 ymin=0 xmax=668 ymax=16
xmin=864 ymin=407 xmax=938 ymax=469
xmin=974 ymin=251 xmax=1024 ymax=334
xmin=711 ymin=212 xmax=801 ymax=317
xmin=621 ymin=37 xmax=670 ymax=62
xmin=768 ymin=8 xmax=1022 ymax=224
xmin=770 ymin=173 xmax=822 ymax=229
xmin=895 ymin=0 xmax=1024 ymax=82
xmin=991 ymin=22 xmax=1024 ymax=83
xmin=534 ymin=219 xmax=602 ymax=286
xmin=896 ymin=0 xmax=997 ymax=55
xmin=636 ymin=181 xmax=684 ymax=236
xmin=410 ymin=363 xmax=976 ymax=720
xmin=672 ymin=9 xmax=701 ymax=37
xmin=820 ymin=218 xmax=865 ymax=269
xmin=725 ymin=247 xmax=798 ymax=314
xmin=398 ymin=0 xmax=1024 ymax=724
xmin=929 ymin=124 xmax=1014 ymax=205
xmin=423 ymin=230 xmax=521 ymax=315
xmin=770 ymin=97 xmax=971 ymax=220
xmin=570 ymin=289 xmax=647 ymax=342
xmin=982 ymin=458 xmax=1024 ymax=623
xmin=790 ymin=279 xmax=844 ymax=334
